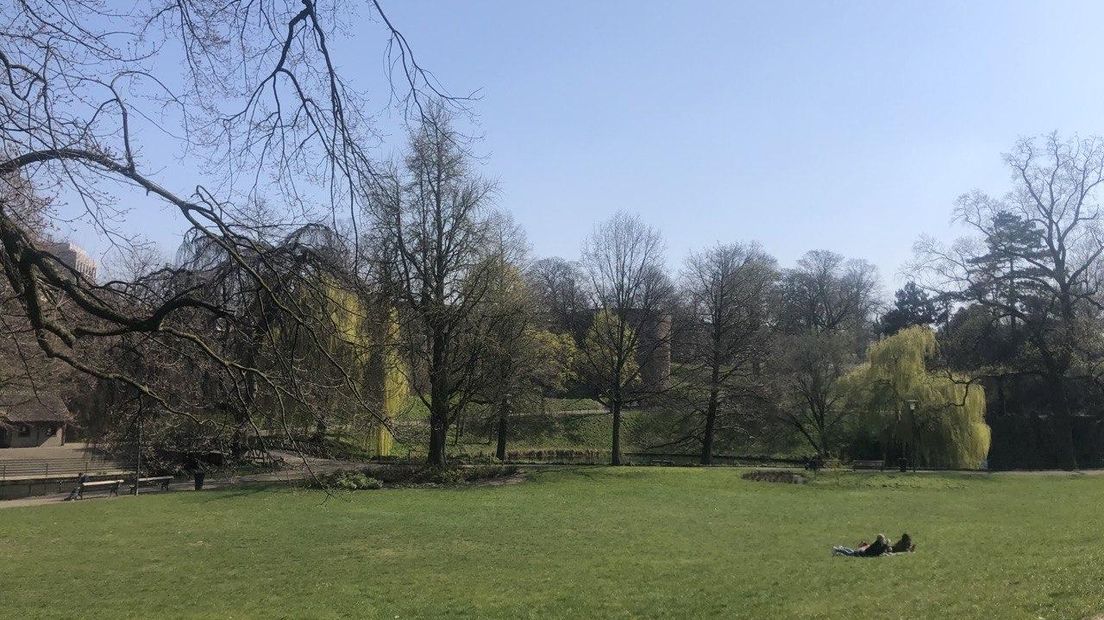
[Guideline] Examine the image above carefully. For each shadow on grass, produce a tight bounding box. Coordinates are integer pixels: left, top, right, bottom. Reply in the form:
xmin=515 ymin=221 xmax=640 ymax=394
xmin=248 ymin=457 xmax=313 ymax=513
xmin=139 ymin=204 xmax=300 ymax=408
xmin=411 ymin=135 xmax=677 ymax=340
xmin=524 ymin=465 xmax=600 ymax=482
xmin=197 ymin=482 xmax=289 ymax=501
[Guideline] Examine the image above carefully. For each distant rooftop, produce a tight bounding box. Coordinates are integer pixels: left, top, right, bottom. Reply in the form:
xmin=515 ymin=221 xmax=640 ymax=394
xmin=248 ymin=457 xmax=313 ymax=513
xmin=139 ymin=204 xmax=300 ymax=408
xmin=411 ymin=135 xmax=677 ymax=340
xmin=0 ymin=392 xmax=72 ymax=424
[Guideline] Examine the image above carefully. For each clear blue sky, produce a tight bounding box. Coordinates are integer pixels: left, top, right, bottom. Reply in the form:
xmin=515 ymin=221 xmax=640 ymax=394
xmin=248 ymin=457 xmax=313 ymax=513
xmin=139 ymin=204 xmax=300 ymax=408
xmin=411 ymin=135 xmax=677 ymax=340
xmin=365 ymin=0 xmax=1104 ymax=287
xmin=63 ymin=0 xmax=1104 ymax=289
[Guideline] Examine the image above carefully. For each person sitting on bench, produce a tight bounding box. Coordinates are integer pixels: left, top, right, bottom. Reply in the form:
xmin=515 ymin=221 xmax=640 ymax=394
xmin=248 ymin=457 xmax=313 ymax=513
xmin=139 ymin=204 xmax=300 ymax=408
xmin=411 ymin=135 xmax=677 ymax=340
xmin=833 ymin=533 xmax=891 ymax=557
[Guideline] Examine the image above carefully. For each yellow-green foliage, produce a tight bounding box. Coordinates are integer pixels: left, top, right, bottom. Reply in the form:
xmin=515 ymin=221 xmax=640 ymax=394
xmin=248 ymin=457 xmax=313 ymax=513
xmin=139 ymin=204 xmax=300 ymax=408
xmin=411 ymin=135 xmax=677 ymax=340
xmin=373 ymin=307 xmax=408 ymax=456
xmin=582 ymin=309 xmax=639 ymax=391
xmin=527 ymin=328 xmax=578 ymax=392
xmin=841 ymin=326 xmax=990 ymax=469
xmin=320 ymin=278 xmax=409 ymax=456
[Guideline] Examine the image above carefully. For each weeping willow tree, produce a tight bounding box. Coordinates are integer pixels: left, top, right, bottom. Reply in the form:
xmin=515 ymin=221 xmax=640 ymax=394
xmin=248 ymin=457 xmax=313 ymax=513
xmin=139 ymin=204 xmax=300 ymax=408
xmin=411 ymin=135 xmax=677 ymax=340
xmin=247 ymin=247 xmax=407 ymax=457
xmin=81 ymin=225 xmax=408 ymax=465
xmin=366 ymin=307 xmax=408 ymax=456
xmin=307 ymin=276 xmax=408 ymax=456
xmin=840 ymin=326 xmax=990 ymax=469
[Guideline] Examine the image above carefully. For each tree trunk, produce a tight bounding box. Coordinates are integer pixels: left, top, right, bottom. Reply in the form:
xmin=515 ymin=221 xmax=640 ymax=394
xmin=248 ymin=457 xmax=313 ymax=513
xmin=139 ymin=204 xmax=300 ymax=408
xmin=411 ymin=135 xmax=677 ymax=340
xmin=814 ymin=404 xmax=831 ymax=459
xmin=495 ymin=398 xmax=510 ymax=461
xmin=427 ymin=322 xmax=450 ymax=468
xmin=133 ymin=408 xmax=142 ymax=496
xmin=452 ymin=412 xmax=463 ymax=446
xmin=428 ymin=404 xmax=448 ymax=468
xmin=611 ymin=398 xmax=622 ymax=466
xmin=701 ymin=385 xmax=719 ymax=465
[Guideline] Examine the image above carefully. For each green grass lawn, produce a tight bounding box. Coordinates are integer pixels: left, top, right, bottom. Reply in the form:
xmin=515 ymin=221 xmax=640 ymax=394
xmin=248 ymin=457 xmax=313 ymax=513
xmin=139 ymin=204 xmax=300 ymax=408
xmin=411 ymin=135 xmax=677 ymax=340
xmin=4 ymin=468 xmax=1104 ymax=618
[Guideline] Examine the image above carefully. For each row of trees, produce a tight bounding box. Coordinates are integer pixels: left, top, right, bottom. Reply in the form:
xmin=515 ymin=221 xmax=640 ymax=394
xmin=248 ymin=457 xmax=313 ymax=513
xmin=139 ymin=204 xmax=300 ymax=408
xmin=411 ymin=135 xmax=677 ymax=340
xmin=0 ymin=102 xmax=1052 ymax=472
xmin=2 ymin=2 xmax=1100 ymax=470
xmin=486 ymin=135 xmax=1104 ymax=470
xmin=444 ymin=172 xmax=983 ymax=467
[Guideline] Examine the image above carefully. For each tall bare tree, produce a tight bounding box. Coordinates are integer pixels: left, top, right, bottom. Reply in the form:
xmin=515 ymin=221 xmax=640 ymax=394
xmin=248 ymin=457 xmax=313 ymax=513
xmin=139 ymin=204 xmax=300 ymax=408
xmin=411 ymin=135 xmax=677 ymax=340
xmin=579 ymin=212 xmax=671 ymax=465
xmin=775 ymin=250 xmax=879 ymax=458
xmin=681 ymin=243 xmax=777 ymax=464
xmin=471 ymin=240 xmax=574 ymax=461
xmin=372 ymin=106 xmax=504 ymax=467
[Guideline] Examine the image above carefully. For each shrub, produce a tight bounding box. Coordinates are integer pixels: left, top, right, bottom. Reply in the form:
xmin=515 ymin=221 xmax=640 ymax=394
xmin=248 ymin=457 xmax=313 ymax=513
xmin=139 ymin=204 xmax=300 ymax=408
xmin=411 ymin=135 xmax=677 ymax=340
xmin=371 ymin=464 xmax=519 ymax=485
xmin=314 ymin=470 xmax=383 ymax=490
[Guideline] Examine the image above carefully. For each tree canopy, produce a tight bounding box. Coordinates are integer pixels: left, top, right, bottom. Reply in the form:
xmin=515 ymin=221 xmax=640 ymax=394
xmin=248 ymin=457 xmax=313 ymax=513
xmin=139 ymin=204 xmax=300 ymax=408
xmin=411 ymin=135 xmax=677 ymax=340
xmin=841 ymin=326 xmax=990 ymax=469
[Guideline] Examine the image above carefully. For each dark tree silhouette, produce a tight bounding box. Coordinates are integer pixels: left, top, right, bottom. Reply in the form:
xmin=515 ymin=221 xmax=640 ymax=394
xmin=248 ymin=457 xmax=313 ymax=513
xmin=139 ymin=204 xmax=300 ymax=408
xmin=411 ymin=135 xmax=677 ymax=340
xmin=881 ymin=281 xmax=945 ymax=336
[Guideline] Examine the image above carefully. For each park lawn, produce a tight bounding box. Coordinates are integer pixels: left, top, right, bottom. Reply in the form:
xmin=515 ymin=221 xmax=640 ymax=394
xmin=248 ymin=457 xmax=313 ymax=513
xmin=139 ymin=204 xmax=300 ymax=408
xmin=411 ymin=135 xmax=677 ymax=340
xmin=3 ymin=469 xmax=1104 ymax=619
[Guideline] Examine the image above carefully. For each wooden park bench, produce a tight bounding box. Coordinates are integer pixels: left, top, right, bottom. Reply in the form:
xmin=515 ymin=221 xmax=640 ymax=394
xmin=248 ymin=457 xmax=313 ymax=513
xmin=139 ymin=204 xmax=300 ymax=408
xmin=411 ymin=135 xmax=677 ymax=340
xmin=851 ymin=460 xmax=884 ymax=471
xmin=77 ymin=479 xmax=122 ymax=499
xmin=130 ymin=476 xmax=173 ymax=493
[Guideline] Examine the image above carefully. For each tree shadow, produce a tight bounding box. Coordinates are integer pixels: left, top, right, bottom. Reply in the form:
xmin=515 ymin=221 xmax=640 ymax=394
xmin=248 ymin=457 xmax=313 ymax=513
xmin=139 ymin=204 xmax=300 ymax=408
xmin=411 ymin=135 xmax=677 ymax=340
xmin=197 ymin=483 xmax=287 ymax=501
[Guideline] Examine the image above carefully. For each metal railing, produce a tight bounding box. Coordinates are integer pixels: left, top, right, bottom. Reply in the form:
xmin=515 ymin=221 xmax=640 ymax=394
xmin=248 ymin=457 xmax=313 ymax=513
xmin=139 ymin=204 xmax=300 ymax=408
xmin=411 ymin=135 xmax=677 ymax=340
xmin=0 ymin=457 xmax=130 ymax=482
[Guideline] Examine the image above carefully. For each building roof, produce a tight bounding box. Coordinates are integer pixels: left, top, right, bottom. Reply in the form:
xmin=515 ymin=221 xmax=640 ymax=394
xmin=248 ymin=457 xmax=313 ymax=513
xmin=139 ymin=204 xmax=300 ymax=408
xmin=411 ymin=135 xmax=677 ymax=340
xmin=0 ymin=392 xmax=72 ymax=424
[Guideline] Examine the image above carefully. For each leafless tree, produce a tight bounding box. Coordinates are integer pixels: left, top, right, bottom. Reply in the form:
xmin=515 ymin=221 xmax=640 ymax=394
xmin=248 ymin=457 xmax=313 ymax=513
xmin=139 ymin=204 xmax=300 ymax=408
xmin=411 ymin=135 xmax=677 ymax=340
xmin=775 ymin=250 xmax=879 ymax=458
xmin=0 ymin=173 xmax=72 ymax=397
xmin=681 ymin=243 xmax=777 ymax=464
xmin=777 ymin=250 xmax=880 ymax=335
xmin=0 ymin=0 xmax=453 ymax=462
xmin=370 ymin=105 xmax=507 ymax=468
xmin=579 ymin=212 xmax=672 ymax=465
xmin=80 ymin=223 xmax=389 ymax=463
xmin=527 ymin=257 xmax=588 ymax=334
xmin=462 ymin=216 xmax=568 ymax=460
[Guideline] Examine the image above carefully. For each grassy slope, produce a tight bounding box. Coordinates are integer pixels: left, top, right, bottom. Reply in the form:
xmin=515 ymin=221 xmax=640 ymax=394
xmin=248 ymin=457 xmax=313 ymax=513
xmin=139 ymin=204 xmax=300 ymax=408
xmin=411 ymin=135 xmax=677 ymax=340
xmin=3 ymin=469 xmax=1103 ymax=619
xmin=393 ymin=411 xmax=662 ymax=458
xmin=390 ymin=397 xmax=801 ymax=458
xmin=391 ymin=398 xmax=639 ymax=456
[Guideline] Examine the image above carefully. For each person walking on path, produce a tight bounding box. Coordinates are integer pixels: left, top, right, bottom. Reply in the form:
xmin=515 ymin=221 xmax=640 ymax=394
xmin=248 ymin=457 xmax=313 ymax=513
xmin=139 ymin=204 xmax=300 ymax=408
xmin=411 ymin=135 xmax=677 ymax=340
xmin=64 ymin=472 xmax=87 ymax=501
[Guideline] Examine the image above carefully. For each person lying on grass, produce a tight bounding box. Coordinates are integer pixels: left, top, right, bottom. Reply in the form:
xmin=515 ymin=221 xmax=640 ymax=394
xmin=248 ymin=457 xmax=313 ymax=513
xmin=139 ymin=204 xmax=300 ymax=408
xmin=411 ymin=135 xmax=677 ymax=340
xmin=890 ymin=533 xmax=916 ymax=553
xmin=833 ymin=533 xmax=916 ymax=557
xmin=833 ymin=533 xmax=891 ymax=557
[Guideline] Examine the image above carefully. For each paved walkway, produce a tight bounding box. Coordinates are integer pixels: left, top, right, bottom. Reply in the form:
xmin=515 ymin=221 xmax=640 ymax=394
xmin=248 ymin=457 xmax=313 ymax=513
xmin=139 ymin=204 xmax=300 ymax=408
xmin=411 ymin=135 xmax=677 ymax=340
xmin=0 ymin=451 xmax=360 ymax=509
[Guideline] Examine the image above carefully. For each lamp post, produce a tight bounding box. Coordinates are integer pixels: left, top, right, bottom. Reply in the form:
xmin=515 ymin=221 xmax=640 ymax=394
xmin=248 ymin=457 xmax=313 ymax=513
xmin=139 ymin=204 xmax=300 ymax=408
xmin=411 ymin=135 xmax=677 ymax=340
xmin=895 ymin=404 xmax=904 ymax=472
xmin=906 ymin=399 xmax=918 ymax=472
